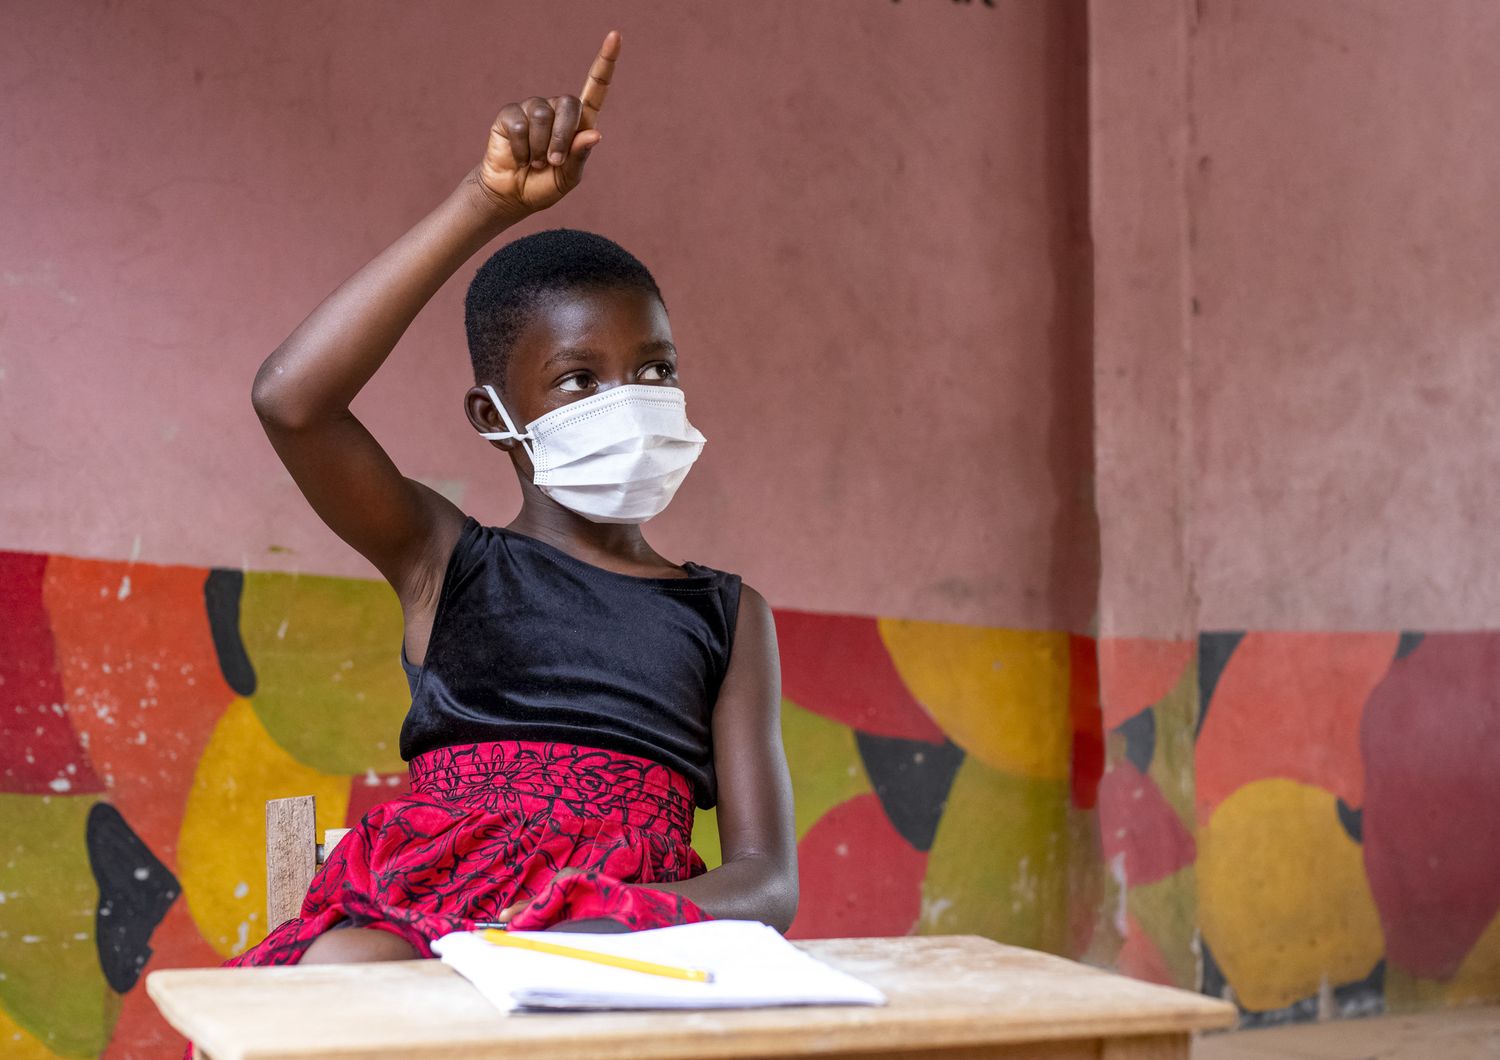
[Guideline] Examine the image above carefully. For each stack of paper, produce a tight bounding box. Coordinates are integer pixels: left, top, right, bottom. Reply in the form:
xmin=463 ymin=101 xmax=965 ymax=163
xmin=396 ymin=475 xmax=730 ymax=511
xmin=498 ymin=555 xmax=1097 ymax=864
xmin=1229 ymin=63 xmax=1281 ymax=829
xmin=432 ymin=920 xmax=887 ymax=1013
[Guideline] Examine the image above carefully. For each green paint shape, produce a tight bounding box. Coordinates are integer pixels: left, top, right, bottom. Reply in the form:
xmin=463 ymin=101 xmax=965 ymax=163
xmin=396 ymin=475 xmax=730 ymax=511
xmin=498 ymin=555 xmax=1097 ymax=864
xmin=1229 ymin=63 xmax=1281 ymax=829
xmin=1149 ymin=658 xmax=1198 ymax=830
xmin=694 ymin=699 xmax=869 ymax=872
xmin=692 ymin=808 xmax=722 ymax=870
xmin=0 ymin=794 xmax=119 ymax=1057
xmin=919 ymin=757 xmax=1070 ymax=953
xmin=240 ymin=572 xmax=410 ymax=774
xmin=781 ymin=697 xmax=870 ymax=839
xmin=1128 ymin=865 xmax=1200 ymax=990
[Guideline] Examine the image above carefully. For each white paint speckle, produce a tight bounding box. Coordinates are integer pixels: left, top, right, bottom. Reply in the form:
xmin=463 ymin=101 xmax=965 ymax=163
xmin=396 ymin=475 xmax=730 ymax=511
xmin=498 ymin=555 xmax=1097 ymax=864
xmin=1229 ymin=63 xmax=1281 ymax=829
xmin=117 ymin=575 xmax=132 ymax=600
xmin=133 ymin=867 xmax=150 ymax=881
xmin=276 ymin=619 xmax=289 ymax=640
xmin=48 ymin=778 xmax=71 ymax=793
xmin=233 ymin=881 xmax=249 ymax=899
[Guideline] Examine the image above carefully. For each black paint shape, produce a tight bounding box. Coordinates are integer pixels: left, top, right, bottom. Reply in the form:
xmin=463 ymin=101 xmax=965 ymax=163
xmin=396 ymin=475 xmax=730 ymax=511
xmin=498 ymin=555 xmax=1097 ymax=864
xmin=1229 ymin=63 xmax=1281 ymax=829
xmin=1334 ymin=959 xmax=1386 ymax=1019
xmin=1115 ymin=708 xmax=1157 ymax=774
xmin=854 ymin=732 xmax=965 ymax=853
xmin=205 ymin=568 xmax=256 ymax=696
xmin=1394 ymin=631 xmax=1425 ymax=661
xmin=1337 ymin=799 xmax=1364 ymax=843
xmin=86 ymin=803 xmax=181 ymax=993
xmin=1195 ymin=632 xmax=1245 ymax=737
xmin=1199 ymin=937 xmax=1229 ymax=999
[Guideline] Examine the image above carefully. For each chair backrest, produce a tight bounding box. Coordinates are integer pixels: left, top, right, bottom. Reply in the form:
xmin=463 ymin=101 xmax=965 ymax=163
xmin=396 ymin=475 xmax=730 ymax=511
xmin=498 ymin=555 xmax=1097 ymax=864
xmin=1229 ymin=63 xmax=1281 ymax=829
xmin=266 ymin=795 xmax=317 ymax=927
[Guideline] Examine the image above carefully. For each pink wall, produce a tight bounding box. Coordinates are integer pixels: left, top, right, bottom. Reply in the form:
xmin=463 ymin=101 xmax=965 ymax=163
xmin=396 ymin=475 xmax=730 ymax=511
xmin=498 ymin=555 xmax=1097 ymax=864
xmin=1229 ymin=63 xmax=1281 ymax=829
xmin=1093 ymin=0 xmax=1500 ymax=638
xmin=1 ymin=0 xmax=1098 ymax=632
xmin=1187 ymin=0 xmax=1500 ymax=632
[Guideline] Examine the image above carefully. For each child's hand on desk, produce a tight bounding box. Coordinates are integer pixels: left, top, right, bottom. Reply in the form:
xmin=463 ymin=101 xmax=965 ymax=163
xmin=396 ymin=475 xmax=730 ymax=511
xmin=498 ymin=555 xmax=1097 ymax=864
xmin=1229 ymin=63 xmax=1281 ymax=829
xmin=494 ymin=867 xmax=584 ymax=926
xmin=466 ymin=30 xmax=619 ymax=220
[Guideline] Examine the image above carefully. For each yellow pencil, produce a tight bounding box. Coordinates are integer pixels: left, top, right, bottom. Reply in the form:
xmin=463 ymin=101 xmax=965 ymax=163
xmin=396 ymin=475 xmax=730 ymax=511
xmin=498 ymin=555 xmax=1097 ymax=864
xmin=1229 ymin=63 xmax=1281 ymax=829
xmin=479 ymin=928 xmax=715 ymax=984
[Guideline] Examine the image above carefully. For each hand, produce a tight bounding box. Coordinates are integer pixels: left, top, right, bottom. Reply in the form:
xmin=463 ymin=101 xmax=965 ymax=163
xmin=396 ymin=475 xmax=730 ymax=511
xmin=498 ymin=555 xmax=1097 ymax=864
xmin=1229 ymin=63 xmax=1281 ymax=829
xmin=469 ymin=31 xmax=619 ymax=218
xmin=494 ymin=867 xmax=585 ymax=924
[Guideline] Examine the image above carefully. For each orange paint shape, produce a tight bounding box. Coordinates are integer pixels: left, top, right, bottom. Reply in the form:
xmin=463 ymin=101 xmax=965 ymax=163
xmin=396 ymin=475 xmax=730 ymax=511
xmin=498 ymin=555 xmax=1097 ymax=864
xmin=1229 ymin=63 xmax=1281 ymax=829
xmin=1099 ymin=638 xmax=1193 ymax=729
xmin=43 ymin=556 xmax=237 ymax=870
xmin=1195 ymin=631 xmax=1398 ymax=823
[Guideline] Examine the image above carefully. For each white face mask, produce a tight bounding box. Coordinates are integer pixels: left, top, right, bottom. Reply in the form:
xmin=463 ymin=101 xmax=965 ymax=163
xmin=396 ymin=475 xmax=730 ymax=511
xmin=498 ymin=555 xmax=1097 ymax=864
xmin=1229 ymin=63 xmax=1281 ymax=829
xmin=480 ymin=383 xmax=706 ymax=524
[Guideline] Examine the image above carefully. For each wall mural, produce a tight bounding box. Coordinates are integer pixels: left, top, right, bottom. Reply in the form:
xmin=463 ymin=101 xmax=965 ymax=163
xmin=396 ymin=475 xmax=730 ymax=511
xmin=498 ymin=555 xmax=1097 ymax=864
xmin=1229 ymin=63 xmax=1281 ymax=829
xmin=2 ymin=548 xmax=1498 ymax=1055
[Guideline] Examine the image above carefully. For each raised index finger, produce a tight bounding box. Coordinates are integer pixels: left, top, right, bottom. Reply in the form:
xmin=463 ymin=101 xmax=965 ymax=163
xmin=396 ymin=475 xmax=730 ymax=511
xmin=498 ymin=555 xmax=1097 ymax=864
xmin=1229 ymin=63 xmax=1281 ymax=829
xmin=577 ymin=30 xmax=620 ymax=131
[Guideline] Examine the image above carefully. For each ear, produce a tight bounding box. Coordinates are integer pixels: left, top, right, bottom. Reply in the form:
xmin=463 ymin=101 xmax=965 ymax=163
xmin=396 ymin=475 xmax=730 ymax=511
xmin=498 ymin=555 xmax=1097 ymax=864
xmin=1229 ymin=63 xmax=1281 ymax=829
xmin=464 ymin=385 xmax=517 ymax=451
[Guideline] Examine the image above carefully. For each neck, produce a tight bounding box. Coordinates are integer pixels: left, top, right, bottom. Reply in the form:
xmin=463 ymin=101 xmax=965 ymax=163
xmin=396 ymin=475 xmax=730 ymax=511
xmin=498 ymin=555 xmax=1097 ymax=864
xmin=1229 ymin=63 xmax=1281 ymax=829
xmin=506 ymin=489 xmax=666 ymax=567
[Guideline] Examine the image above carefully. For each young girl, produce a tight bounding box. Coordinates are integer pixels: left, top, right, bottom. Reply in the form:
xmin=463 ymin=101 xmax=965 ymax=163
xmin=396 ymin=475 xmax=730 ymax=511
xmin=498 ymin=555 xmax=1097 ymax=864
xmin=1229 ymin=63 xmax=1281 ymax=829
xmin=233 ymin=31 xmax=796 ymax=966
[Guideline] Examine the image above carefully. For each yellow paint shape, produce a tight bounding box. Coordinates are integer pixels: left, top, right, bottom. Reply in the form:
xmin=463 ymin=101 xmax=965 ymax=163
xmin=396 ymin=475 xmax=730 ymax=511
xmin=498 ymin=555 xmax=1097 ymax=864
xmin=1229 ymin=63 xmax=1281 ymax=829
xmin=178 ymin=698 xmax=349 ymax=958
xmin=1444 ymin=904 xmax=1500 ymax=1006
xmin=878 ymin=621 xmax=1071 ymax=780
xmin=1198 ymin=779 xmax=1384 ymax=1012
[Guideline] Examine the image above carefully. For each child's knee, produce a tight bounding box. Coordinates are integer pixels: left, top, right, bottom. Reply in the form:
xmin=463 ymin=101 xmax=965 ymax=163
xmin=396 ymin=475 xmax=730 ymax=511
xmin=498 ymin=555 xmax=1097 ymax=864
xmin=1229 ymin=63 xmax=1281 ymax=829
xmin=300 ymin=924 xmax=420 ymax=964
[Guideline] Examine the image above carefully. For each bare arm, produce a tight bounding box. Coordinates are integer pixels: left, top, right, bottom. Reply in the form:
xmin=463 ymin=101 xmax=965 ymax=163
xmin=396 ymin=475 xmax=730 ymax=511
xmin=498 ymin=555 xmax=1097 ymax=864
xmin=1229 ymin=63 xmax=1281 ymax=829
xmin=250 ymin=33 xmax=619 ymax=611
xmin=636 ymin=585 xmax=799 ymax=931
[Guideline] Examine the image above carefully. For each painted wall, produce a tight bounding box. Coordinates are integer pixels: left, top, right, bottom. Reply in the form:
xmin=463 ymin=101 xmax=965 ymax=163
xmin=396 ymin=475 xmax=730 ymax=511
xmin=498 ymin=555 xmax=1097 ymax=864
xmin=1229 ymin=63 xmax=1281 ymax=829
xmin=1089 ymin=0 xmax=1500 ymax=1030
xmin=5 ymin=0 xmax=1500 ymax=1056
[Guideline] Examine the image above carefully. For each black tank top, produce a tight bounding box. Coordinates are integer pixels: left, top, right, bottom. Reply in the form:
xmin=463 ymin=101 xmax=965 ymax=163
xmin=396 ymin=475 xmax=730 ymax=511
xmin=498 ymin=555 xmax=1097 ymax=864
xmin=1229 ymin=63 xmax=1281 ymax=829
xmin=398 ymin=516 xmax=742 ymax=807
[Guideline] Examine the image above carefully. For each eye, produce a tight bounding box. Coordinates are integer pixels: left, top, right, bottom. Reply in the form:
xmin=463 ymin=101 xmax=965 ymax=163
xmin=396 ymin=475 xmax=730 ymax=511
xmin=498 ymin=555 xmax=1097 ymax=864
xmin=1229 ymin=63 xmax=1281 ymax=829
xmin=639 ymin=362 xmax=676 ymax=382
xmin=557 ymin=373 xmax=595 ymax=393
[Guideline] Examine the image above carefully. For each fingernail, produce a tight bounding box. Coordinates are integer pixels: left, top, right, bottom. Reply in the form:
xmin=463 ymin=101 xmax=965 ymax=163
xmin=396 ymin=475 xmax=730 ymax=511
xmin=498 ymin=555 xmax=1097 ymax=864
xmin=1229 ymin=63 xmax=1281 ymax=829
xmin=549 ymin=152 xmax=564 ymax=165
xmin=531 ymin=160 xmax=545 ymax=170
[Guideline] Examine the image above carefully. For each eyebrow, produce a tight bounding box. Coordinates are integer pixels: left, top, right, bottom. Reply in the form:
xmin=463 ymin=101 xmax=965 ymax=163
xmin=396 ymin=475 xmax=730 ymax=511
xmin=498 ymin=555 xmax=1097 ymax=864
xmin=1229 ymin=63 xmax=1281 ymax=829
xmin=541 ymin=341 xmax=677 ymax=372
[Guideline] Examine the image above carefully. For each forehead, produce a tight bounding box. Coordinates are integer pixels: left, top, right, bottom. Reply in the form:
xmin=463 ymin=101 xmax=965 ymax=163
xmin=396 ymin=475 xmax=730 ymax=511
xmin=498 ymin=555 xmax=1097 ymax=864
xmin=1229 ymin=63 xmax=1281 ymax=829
xmin=509 ymin=287 xmax=672 ymax=374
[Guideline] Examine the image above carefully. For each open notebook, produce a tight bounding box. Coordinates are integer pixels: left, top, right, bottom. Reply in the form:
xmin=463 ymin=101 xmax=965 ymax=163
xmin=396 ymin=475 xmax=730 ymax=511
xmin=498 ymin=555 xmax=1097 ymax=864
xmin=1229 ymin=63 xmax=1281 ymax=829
xmin=432 ymin=920 xmax=887 ymax=1012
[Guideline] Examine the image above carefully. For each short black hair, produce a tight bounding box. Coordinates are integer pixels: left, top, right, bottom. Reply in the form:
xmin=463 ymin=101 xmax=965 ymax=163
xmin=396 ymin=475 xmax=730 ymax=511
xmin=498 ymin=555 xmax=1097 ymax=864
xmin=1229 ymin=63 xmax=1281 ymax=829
xmin=464 ymin=228 xmax=664 ymax=388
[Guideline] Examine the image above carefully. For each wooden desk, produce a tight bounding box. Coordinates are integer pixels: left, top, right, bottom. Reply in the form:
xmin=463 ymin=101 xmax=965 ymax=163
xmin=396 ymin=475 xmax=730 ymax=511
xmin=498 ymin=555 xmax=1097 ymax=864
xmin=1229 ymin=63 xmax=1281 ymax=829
xmin=147 ymin=935 xmax=1236 ymax=1059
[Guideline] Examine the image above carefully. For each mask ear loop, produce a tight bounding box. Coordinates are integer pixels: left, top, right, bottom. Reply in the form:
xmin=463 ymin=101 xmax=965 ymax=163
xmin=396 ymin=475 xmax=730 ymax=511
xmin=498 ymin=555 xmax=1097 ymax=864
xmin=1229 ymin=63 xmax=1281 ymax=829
xmin=478 ymin=384 xmax=536 ymax=464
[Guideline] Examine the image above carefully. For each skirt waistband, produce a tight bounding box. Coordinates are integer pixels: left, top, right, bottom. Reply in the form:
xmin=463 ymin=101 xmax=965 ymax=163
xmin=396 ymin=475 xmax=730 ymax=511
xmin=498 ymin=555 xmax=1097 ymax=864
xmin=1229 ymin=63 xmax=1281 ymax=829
xmin=407 ymin=741 xmax=696 ymax=839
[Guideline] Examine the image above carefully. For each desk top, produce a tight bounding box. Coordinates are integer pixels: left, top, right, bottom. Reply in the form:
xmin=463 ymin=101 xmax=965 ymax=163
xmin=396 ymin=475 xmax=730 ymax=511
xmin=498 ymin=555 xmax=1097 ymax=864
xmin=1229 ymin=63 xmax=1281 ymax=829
xmin=147 ymin=935 xmax=1236 ymax=1060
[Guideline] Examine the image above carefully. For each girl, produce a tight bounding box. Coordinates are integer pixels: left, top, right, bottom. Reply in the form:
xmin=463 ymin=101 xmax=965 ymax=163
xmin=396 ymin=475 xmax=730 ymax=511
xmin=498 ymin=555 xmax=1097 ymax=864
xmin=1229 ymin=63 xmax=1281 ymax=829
xmin=234 ymin=31 xmax=797 ymax=966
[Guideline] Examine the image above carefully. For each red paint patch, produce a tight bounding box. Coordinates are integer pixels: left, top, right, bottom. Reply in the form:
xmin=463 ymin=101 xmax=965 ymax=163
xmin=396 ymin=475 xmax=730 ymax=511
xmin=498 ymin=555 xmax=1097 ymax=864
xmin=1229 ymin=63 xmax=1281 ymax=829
xmin=42 ymin=556 xmax=235 ymax=868
xmin=1069 ymin=635 xmax=1103 ymax=810
xmin=0 ymin=551 xmax=104 ymax=794
xmin=344 ymin=771 xmax=412 ymax=826
xmin=102 ymin=900 xmax=219 ymax=1059
xmin=1363 ymin=633 xmax=1500 ymax=980
xmin=786 ymin=793 xmax=926 ymax=939
xmin=1195 ymin=632 xmax=1398 ymax=822
xmin=1099 ymin=761 xmax=1195 ymax=887
xmin=1099 ymin=638 xmax=1194 ymax=729
xmin=774 ymin=611 xmax=945 ymax=742
xmin=1117 ymin=913 xmax=1175 ymax=987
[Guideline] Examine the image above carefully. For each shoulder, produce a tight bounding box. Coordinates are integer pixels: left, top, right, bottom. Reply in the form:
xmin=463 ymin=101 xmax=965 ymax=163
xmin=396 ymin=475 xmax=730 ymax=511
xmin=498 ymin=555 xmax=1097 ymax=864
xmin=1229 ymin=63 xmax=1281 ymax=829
xmin=729 ymin=583 xmax=777 ymax=657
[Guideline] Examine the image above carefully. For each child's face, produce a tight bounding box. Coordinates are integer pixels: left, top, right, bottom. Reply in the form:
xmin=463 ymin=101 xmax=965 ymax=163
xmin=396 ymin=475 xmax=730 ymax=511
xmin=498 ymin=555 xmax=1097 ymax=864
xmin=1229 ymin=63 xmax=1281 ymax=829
xmin=501 ymin=286 xmax=679 ymax=426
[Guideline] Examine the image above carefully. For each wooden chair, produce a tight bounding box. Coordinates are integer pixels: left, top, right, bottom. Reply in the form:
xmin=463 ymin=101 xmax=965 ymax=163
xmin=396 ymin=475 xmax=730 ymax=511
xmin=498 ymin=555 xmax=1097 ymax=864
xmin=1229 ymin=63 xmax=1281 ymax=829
xmin=266 ymin=796 xmax=349 ymax=926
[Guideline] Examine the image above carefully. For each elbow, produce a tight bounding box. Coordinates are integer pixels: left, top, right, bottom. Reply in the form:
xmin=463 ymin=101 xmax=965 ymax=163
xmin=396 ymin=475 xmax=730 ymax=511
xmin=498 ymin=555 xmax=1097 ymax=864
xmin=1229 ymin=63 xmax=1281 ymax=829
xmin=764 ymin=858 xmax=799 ymax=934
xmin=251 ymin=358 xmax=314 ymax=431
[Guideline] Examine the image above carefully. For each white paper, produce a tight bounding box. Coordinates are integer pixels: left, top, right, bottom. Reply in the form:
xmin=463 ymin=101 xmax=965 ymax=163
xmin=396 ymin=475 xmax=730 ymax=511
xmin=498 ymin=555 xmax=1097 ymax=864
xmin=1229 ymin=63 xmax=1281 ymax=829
xmin=432 ymin=920 xmax=886 ymax=1013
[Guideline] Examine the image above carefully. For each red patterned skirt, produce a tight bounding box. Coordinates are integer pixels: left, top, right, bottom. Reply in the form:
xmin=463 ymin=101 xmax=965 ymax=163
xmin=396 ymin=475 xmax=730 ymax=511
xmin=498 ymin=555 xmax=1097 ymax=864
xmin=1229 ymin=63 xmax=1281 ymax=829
xmin=227 ymin=741 xmax=711 ymax=967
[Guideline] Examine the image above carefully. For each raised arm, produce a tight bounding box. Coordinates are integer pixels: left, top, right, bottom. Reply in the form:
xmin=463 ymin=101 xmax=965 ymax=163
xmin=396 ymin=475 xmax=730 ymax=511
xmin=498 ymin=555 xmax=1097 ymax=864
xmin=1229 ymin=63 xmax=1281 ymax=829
xmin=250 ymin=32 xmax=620 ymax=607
